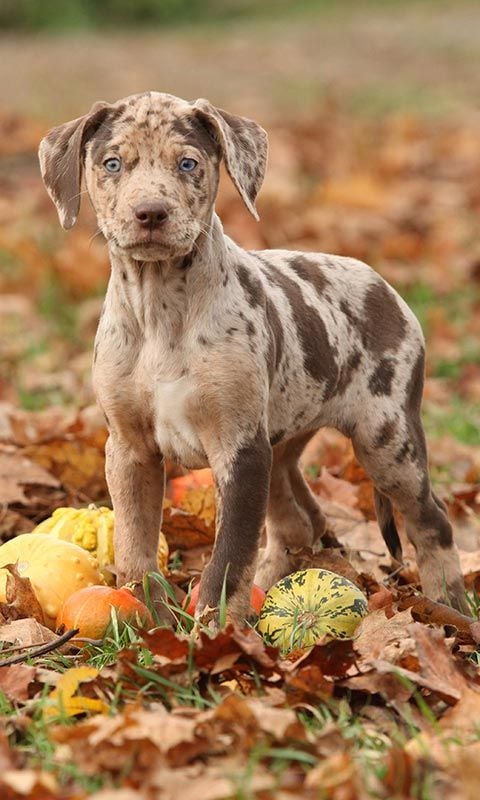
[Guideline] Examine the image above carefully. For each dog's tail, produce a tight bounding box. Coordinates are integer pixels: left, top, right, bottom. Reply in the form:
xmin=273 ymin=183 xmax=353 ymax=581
xmin=374 ymin=489 xmax=402 ymax=562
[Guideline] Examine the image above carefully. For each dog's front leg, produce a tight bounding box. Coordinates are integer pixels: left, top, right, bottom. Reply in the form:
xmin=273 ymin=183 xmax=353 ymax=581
xmin=198 ymin=430 xmax=272 ymax=626
xmin=105 ymin=433 xmax=167 ymax=612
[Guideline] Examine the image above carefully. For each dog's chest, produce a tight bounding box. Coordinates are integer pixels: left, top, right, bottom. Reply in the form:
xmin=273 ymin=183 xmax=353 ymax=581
xmin=95 ymin=279 xmax=209 ymax=466
xmin=151 ymin=373 xmax=206 ymax=466
xmin=132 ymin=334 xmax=207 ymax=465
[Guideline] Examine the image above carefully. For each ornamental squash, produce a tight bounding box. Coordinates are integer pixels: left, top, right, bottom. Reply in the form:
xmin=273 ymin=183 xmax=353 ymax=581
xmin=257 ymin=568 xmax=368 ymax=651
xmin=0 ymin=534 xmax=104 ymax=629
xmin=57 ymin=585 xmax=154 ymax=641
xmin=34 ymin=505 xmax=169 ymax=584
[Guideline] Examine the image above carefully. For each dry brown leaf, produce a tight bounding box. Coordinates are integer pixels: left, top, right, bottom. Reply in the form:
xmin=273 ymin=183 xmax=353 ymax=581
xmin=0 ymin=509 xmax=34 ymax=541
xmin=410 ymin=623 xmax=469 ymax=703
xmin=368 ymin=586 xmax=395 ymax=614
xmin=397 ymin=593 xmax=475 ymax=635
xmin=0 ymin=449 xmax=60 ymax=505
xmin=311 ymin=467 xmax=359 ymax=509
xmin=354 ymin=609 xmax=416 ymax=665
xmin=0 ymin=618 xmax=55 ymax=648
xmin=1 ymin=564 xmax=45 ymax=624
xmin=439 ymin=689 xmax=480 ymax=736
xmin=24 ymin=434 xmax=107 ymax=499
xmin=284 ymin=663 xmax=333 ymax=704
xmin=285 ymin=546 xmax=361 ymax=587
xmin=162 ymin=505 xmax=215 ymax=549
xmin=149 ymin=759 xmax=274 ymax=800
xmin=0 ymin=664 xmax=36 ymax=702
xmin=244 ymin=697 xmax=304 ymax=740
xmin=0 ymin=769 xmax=58 ymax=799
xmin=141 ymin=628 xmax=190 ymax=661
xmin=305 ymin=751 xmax=363 ymax=798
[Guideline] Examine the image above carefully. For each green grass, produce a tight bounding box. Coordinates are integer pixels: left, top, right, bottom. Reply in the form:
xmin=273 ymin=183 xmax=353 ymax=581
xmin=0 ymin=0 xmax=460 ymax=32
xmin=0 ymin=687 xmax=107 ymax=793
xmin=398 ymin=281 xmax=480 ymax=445
xmin=400 ymin=283 xmax=480 ymax=339
xmin=38 ymin=274 xmax=80 ymax=343
xmin=423 ymin=397 xmax=480 ymax=446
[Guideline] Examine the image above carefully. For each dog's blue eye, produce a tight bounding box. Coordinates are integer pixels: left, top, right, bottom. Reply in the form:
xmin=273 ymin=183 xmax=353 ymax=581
xmin=104 ymin=157 xmax=122 ymax=174
xmin=179 ymin=157 xmax=198 ymax=173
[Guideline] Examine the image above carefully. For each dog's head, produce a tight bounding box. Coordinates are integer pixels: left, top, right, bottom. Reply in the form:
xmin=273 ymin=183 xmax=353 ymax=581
xmin=39 ymin=92 xmax=268 ymax=261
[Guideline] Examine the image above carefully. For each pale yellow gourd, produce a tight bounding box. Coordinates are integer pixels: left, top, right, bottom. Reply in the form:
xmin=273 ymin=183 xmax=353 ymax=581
xmin=0 ymin=534 xmax=104 ymax=629
xmin=34 ymin=505 xmax=169 ymax=584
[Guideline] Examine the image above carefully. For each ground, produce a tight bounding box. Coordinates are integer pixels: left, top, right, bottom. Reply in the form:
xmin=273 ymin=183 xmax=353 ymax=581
xmin=1 ymin=4 xmax=480 ymax=799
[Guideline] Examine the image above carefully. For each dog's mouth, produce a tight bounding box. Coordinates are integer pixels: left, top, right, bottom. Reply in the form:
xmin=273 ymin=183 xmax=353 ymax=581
xmin=123 ymin=236 xmax=168 ymax=251
xmin=118 ymin=233 xmax=193 ymax=262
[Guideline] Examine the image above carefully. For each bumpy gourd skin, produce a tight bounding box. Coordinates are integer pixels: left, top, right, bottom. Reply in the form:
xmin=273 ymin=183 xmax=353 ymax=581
xmin=257 ymin=568 xmax=368 ymax=652
xmin=0 ymin=533 xmax=104 ymax=629
xmin=34 ymin=505 xmax=169 ymax=584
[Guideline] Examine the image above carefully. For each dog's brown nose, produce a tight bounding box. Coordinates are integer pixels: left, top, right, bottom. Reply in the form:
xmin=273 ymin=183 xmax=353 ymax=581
xmin=134 ymin=201 xmax=169 ymax=229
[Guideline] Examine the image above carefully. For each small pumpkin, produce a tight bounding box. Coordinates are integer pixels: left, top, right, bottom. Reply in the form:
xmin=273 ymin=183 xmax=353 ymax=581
xmin=257 ymin=568 xmax=368 ymax=651
xmin=0 ymin=534 xmax=104 ymax=629
xmin=57 ymin=585 xmax=154 ymax=641
xmin=34 ymin=505 xmax=169 ymax=584
xmin=185 ymin=581 xmax=266 ymax=617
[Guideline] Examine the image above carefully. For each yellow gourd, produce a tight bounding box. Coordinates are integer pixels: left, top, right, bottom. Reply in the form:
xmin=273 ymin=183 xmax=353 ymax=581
xmin=257 ymin=568 xmax=368 ymax=652
xmin=0 ymin=534 xmax=104 ymax=629
xmin=34 ymin=505 xmax=169 ymax=584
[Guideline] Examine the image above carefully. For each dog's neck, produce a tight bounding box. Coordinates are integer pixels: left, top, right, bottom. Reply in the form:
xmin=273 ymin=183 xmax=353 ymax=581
xmin=105 ymin=212 xmax=232 ymax=333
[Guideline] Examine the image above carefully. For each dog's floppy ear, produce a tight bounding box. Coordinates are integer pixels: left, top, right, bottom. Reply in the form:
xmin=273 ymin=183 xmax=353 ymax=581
xmin=192 ymin=99 xmax=268 ymax=220
xmin=38 ymin=101 xmax=112 ymax=229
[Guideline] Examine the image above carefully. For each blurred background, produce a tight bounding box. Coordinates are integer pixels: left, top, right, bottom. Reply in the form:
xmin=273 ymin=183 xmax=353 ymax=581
xmin=1 ymin=0 xmax=480 ymax=537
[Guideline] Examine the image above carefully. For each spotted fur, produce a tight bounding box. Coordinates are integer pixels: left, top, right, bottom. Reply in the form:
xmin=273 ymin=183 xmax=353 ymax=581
xmin=39 ymin=91 xmax=467 ymax=623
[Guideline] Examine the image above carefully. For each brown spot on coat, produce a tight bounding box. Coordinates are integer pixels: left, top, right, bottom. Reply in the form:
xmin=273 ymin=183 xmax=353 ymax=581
xmin=336 ymin=350 xmax=361 ymax=395
xmin=361 ymin=282 xmax=407 ymax=355
xmin=236 ymin=264 xmax=264 ymax=307
xmin=265 ymin=296 xmax=284 ymax=383
xmin=374 ymin=418 xmax=398 ymax=448
xmin=261 ymin=261 xmax=338 ymax=398
xmin=170 ymin=115 xmax=219 ymax=158
xmin=368 ymin=358 xmax=396 ymax=396
xmin=288 ymin=255 xmax=329 ymax=298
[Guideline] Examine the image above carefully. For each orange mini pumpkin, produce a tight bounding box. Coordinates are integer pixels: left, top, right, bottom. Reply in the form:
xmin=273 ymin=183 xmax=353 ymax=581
xmin=57 ymin=585 xmax=154 ymax=640
xmin=185 ymin=582 xmax=266 ymax=617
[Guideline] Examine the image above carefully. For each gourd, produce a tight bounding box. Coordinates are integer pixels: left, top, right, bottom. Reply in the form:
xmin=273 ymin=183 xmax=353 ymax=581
xmin=0 ymin=534 xmax=104 ymax=629
xmin=185 ymin=581 xmax=266 ymax=616
xmin=57 ymin=585 xmax=153 ymax=641
xmin=257 ymin=568 xmax=368 ymax=651
xmin=34 ymin=505 xmax=169 ymax=584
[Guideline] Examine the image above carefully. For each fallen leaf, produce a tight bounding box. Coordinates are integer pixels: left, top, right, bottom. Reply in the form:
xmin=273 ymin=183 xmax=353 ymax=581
xmin=354 ymin=609 xmax=416 ymax=665
xmin=285 ymin=547 xmax=361 ymax=587
xmin=0 ymin=449 xmax=60 ymax=505
xmin=0 ymin=564 xmax=45 ymax=624
xmin=162 ymin=505 xmax=215 ymax=549
xmin=0 ymin=618 xmax=55 ymax=648
xmin=0 ymin=769 xmax=58 ymax=799
xmin=0 ymin=664 xmax=36 ymax=701
xmin=410 ymin=623 xmax=469 ymax=703
xmin=397 ymin=592 xmax=475 ymax=635
xmin=44 ymin=665 xmax=108 ymax=719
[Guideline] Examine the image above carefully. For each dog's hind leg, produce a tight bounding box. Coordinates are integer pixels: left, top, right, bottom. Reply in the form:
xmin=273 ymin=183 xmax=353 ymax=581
xmin=350 ymin=361 xmax=467 ymax=612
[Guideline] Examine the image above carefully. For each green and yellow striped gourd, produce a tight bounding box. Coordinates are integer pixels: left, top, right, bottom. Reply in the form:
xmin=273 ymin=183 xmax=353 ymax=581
xmin=257 ymin=568 xmax=368 ymax=651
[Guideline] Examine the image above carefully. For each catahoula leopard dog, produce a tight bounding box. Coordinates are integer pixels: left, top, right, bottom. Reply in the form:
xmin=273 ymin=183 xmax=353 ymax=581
xmin=38 ymin=91 xmax=468 ymax=623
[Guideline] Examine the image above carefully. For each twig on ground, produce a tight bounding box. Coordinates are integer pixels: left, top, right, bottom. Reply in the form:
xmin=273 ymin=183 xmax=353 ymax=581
xmin=0 ymin=628 xmax=79 ymax=666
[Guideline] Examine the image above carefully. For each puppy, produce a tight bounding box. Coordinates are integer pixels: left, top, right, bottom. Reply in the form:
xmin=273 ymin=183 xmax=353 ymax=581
xmin=39 ymin=92 xmax=467 ymax=622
